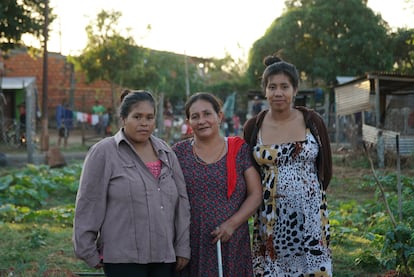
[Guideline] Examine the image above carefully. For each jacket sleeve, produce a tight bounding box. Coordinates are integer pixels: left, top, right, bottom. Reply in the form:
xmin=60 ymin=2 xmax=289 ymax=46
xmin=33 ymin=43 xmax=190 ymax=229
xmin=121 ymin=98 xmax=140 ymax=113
xmin=242 ymin=118 xmax=255 ymax=144
xmin=312 ymin=111 xmax=332 ymax=190
xmin=169 ymin=151 xmax=191 ymax=259
xmin=73 ymin=144 xmax=111 ymax=268
xmin=318 ymin=115 xmax=332 ymax=190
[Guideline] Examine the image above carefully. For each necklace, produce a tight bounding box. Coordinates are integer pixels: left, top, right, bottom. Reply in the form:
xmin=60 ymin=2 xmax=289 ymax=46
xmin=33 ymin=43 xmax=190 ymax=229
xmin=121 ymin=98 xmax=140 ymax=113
xmin=192 ymin=139 xmax=226 ymax=165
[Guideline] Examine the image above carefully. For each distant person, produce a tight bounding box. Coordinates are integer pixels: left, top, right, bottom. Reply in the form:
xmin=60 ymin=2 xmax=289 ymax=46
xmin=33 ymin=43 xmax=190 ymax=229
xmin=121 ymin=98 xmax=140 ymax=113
xmin=103 ymin=107 xmax=113 ymax=135
xmin=73 ymin=90 xmax=191 ymax=277
xmin=92 ymin=99 xmax=106 ymax=115
xmin=243 ymin=55 xmax=332 ymax=276
xmin=18 ymin=103 xmax=26 ymax=132
xmin=232 ymin=113 xmax=240 ymax=136
xmin=18 ymin=103 xmax=26 ymax=144
xmin=92 ymin=100 xmax=106 ymax=135
xmin=163 ymin=99 xmax=174 ymax=142
xmin=180 ymin=120 xmax=193 ymax=140
xmin=224 ymin=117 xmax=233 ymax=137
xmin=57 ymin=103 xmax=73 ymax=148
xmin=56 ymin=101 xmax=65 ymax=130
xmin=251 ymin=96 xmax=263 ymax=116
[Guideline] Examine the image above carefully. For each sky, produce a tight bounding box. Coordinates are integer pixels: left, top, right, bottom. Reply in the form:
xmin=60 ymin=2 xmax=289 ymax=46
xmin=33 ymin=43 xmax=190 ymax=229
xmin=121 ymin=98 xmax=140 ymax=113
xmin=35 ymin=0 xmax=414 ymax=59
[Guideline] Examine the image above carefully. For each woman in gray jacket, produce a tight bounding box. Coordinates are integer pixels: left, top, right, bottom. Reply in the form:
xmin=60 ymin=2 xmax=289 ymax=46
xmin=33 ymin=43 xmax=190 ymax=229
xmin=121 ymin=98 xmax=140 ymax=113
xmin=73 ymin=90 xmax=191 ymax=277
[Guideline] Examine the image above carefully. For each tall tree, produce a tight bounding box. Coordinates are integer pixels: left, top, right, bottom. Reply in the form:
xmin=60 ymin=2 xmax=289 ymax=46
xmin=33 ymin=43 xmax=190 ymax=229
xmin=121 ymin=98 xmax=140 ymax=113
xmin=122 ymin=49 xmax=194 ymax=102
xmin=74 ymin=10 xmax=143 ymax=111
xmin=391 ymin=29 xmax=414 ymax=74
xmin=74 ymin=9 xmax=252 ymax=116
xmin=0 ymin=0 xmax=54 ymax=52
xmin=247 ymin=0 xmax=393 ymax=87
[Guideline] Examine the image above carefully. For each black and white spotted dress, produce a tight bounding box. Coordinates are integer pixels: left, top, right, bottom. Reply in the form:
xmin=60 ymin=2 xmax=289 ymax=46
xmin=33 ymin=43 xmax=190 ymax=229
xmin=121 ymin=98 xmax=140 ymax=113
xmin=251 ymin=129 xmax=332 ymax=277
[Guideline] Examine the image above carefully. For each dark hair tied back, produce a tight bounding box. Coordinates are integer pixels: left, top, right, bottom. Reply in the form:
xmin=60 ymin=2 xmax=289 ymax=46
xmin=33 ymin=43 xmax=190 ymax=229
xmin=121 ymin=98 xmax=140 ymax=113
xmin=261 ymin=54 xmax=299 ymax=90
xmin=120 ymin=89 xmax=131 ymax=102
xmin=118 ymin=89 xmax=156 ymax=119
xmin=263 ymin=55 xmax=282 ymax=67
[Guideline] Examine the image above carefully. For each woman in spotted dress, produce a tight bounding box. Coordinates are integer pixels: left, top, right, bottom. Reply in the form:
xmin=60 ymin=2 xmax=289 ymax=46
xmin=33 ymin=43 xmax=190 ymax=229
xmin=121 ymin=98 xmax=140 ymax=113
xmin=172 ymin=92 xmax=262 ymax=277
xmin=243 ymin=55 xmax=333 ymax=277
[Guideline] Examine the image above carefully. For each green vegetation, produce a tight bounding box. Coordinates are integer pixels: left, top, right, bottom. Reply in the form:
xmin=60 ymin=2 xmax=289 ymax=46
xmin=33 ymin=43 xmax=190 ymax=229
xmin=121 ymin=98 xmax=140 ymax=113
xmin=0 ymin=163 xmax=93 ymax=276
xmin=329 ymin=153 xmax=414 ymax=276
xmin=0 ymin=0 xmax=54 ymax=52
xmin=0 ymin=154 xmax=413 ymax=276
xmin=247 ymin=0 xmax=414 ymax=87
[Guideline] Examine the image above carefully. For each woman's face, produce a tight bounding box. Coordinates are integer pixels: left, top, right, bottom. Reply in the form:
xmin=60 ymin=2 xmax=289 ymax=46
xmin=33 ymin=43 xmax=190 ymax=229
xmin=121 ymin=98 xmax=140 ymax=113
xmin=265 ymin=73 xmax=297 ymax=112
xmin=188 ymin=99 xmax=222 ymax=139
xmin=122 ymin=101 xmax=156 ymax=144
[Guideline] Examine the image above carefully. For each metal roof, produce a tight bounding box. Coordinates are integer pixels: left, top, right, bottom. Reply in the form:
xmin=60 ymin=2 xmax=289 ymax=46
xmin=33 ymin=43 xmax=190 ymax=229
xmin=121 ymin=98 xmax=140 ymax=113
xmin=1 ymin=77 xmax=36 ymax=90
xmin=335 ymin=72 xmax=414 ymax=94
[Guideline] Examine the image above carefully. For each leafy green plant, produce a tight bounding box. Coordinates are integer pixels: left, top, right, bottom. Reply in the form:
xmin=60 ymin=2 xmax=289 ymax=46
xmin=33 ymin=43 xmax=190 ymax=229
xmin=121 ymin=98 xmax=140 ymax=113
xmin=355 ymin=250 xmax=382 ymax=272
xmin=0 ymin=156 xmax=413 ymax=276
xmin=0 ymin=163 xmax=81 ymax=224
xmin=383 ymin=224 xmax=414 ymax=273
xmin=28 ymin=228 xmax=48 ymax=249
xmin=361 ymin=146 xmax=414 ymax=276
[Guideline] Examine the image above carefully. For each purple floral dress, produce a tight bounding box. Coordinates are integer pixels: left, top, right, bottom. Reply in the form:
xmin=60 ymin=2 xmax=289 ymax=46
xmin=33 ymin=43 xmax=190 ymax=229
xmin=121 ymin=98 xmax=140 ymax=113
xmin=172 ymin=138 xmax=254 ymax=277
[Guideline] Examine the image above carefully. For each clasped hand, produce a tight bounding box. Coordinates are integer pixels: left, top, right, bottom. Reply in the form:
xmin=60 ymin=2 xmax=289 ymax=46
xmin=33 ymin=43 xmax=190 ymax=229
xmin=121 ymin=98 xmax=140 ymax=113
xmin=211 ymin=221 xmax=235 ymax=244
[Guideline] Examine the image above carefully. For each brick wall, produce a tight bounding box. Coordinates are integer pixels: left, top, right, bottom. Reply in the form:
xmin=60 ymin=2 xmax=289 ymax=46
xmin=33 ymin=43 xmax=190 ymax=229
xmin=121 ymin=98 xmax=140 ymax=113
xmin=1 ymin=48 xmax=116 ymax=122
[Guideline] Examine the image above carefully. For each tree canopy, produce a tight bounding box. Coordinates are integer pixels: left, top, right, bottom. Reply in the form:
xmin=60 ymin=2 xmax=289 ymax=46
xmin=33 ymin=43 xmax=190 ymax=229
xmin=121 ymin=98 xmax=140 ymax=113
xmin=75 ymin=10 xmax=140 ymax=86
xmin=72 ymin=10 xmax=144 ymax=111
xmin=391 ymin=29 xmax=414 ymax=74
xmin=247 ymin=0 xmax=394 ymax=87
xmin=72 ymin=9 xmax=250 ymax=110
xmin=0 ymin=0 xmax=54 ymax=52
xmin=73 ymin=10 xmax=198 ymax=106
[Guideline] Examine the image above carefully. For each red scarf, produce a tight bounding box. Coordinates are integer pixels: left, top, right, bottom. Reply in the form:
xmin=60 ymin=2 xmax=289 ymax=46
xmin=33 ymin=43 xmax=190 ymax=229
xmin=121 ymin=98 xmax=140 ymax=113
xmin=226 ymin=136 xmax=245 ymax=199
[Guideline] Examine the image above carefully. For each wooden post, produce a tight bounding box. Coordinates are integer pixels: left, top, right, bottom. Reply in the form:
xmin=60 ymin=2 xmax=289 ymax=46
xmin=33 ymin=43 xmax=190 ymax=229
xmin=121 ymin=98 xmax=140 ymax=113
xmin=40 ymin=0 xmax=49 ymax=152
xmin=396 ymin=134 xmax=402 ymax=222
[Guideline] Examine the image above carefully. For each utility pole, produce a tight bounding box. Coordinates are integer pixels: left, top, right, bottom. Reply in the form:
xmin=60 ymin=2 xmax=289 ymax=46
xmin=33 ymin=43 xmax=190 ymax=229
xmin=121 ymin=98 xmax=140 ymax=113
xmin=0 ymin=62 xmax=5 ymax=142
xmin=184 ymin=52 xmax=190 ymax=100
xmin=40 ymin=0 xmax=49 ymax=151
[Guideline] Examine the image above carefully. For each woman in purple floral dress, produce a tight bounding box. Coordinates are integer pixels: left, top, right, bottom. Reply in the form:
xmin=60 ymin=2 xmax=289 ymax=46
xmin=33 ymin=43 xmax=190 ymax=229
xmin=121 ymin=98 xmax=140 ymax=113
xmin=172 ymin=92 xmax=262 ymax=277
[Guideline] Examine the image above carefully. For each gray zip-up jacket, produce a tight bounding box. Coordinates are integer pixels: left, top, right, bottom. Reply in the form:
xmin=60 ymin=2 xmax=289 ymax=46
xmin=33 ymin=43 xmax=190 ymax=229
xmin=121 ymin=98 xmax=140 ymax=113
xmin=73 ymin=130 xmax=191 ymax=268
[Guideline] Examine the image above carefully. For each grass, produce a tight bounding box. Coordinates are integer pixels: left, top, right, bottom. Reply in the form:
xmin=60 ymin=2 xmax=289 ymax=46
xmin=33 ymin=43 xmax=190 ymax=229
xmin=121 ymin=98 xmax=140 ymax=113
xmin=0 ymin=223 xmax=88 ymax=275
xmin=0 ymin=148 xmax=413 ymax=276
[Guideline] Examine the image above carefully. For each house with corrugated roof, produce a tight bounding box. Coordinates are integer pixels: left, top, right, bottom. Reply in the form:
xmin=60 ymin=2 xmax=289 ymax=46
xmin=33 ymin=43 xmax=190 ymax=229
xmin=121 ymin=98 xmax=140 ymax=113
xmin=334 ymin=72 xmax=414 ymax=166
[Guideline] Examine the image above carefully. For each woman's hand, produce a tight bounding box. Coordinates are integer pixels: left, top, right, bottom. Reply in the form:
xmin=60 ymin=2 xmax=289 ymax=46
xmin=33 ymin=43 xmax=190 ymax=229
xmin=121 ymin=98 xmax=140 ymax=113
xmin=94 ymin=261 xmax=103 ymax=269
xmin=211 ymin=222 xmax=235 ymax=244
xmin=175 ymin=256 xmax=189 ymax=271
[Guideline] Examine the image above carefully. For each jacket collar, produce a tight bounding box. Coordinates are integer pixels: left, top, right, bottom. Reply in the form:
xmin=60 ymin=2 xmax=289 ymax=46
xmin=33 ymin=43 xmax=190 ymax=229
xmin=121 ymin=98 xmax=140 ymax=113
xmin=114 ymin=129 xmax=172 ymax=154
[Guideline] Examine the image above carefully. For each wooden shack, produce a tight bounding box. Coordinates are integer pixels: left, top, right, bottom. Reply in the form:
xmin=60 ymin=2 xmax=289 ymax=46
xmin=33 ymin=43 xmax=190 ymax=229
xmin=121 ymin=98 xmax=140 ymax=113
xmin=334 ymin=72 xmax=414 ymax=166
